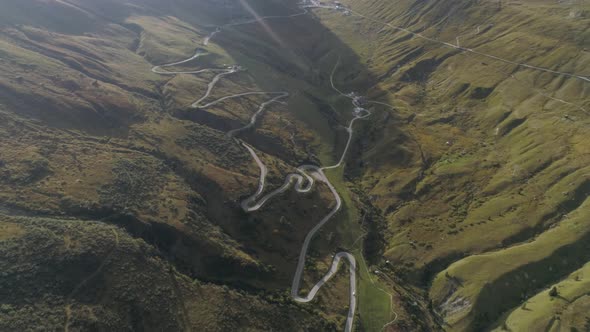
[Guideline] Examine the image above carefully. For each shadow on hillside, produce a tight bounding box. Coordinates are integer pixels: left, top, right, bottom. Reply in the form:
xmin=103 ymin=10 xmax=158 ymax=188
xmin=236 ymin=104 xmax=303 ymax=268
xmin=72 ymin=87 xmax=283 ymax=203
xmin=187 ymin=0 xmax=400 ymax=287
xmin=0 ymin=0 xmax=408 ymax=293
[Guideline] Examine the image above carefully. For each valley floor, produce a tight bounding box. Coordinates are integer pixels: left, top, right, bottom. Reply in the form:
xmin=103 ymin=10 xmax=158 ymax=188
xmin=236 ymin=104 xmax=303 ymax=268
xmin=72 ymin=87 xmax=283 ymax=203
xmin=1 ymin=0 xmax=589 ymax=331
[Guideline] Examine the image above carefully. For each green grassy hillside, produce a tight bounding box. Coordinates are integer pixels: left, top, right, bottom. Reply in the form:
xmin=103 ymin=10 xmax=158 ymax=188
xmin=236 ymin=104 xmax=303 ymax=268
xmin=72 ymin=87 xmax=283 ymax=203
xmin=492 ymin=262 xmax=590 ymax=332
xmin=0 ymin=0 xmax=397 ymax=330
xmin=310 ymin=0 xmax=590 ymax=330
xmin=0 ymin=216 xmax=333 ymax=331
xmin=1 ymin=0 xmax=588 ymax=330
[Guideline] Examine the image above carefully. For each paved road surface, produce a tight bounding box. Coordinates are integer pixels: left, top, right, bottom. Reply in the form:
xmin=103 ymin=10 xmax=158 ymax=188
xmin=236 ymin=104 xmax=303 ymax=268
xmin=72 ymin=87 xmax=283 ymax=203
xmin=149 ymin=6 xmax=379 ymax=331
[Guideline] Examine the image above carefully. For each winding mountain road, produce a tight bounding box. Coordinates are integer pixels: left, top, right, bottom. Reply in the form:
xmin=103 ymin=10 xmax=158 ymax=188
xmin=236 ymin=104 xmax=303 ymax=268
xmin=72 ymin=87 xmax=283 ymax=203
xmin=149 ymin=5 xmax=385 ymax=332
xmin=343 ymin=4 xmax=589 ymax=84
xmin=151 ymin=50 xmax=210 ymax=74
xmin=237 ymin=59 xmax=374 ymax=331
xmin=176 ymin=2 xmax=589 ymax=331
xmin=240 ymin=114 xmax=364 ymax=332
xmin=225 ymin=92 xmax=290 ymax=136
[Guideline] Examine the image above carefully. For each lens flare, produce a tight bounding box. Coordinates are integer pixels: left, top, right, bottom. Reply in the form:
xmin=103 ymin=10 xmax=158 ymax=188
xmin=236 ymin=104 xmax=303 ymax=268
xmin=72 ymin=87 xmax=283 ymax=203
xmin=237 ymin=0 xmax=286 ymax=47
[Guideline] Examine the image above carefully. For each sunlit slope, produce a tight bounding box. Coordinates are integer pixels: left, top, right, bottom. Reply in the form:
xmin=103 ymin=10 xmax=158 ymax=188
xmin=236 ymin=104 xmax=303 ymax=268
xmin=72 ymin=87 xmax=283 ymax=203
xmin=0 ymin=0 xmax=389 ymax=330
xmin=0 ymin=0 xmax=331 ymax=285
xmin=317 ymin=0 xmax=590 ymax=330
xmin=2 ymin=0 xmax=588 ymax=330
xmin=492 ymin=261 xmax=590 ymax=332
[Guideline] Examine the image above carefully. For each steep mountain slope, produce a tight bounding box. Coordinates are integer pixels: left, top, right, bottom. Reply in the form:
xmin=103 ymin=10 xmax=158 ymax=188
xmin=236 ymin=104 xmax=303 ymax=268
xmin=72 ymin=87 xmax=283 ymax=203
xmin=1 ymin=0 xmax=588 ymax=331
xmin=0 ymin=0 xmax=382 ymax=330
xmin=0 ymin=216 xmax=332 ymax=331
xmin=314 ymin=0 xmax=589 ymax=330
